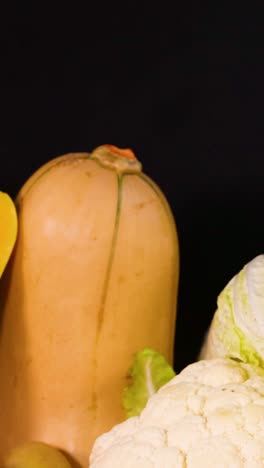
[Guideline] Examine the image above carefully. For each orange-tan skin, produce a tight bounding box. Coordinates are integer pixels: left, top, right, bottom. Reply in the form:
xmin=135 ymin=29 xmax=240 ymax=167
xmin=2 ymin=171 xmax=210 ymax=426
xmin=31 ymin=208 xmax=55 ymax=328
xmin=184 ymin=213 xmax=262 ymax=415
xmin=0 ymin=145 xmax=179 ymax=467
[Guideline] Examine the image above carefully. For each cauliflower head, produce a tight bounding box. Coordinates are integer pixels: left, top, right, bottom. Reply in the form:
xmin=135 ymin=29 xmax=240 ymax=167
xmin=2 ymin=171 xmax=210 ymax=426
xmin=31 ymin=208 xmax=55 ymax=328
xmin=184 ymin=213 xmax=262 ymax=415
xmin=90 ymin=358 xmax=264 ymax=467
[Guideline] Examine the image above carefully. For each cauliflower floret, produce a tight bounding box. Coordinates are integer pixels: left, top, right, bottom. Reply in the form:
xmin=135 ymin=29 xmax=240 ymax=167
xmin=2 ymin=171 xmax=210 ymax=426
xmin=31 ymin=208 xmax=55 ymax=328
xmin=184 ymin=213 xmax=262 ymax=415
xmin=89 ymin=359 xmax=264 ymax=467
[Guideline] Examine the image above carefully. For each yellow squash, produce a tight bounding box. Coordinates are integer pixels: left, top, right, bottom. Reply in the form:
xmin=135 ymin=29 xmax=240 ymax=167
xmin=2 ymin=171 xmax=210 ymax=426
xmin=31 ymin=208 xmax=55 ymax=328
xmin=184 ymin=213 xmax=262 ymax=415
xmin=0 ymin=145 xmax=179 ymax=467
xmin=3 ymin=441 xmax=72 ymax=468
xmin=0 ymin=191 xmax=17 ymax=277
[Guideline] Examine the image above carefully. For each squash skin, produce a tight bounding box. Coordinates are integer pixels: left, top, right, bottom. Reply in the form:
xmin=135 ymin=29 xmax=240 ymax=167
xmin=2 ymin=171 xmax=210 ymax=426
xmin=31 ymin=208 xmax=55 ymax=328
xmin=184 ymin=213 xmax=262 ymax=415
xmin=0 ymin=148 xmax=179 ymax=467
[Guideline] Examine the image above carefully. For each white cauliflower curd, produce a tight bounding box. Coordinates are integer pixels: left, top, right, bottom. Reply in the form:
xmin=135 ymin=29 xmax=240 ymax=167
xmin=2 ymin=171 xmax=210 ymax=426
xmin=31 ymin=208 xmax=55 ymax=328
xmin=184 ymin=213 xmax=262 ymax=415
xmin=89 ymin=358 xmax=264 ymax=467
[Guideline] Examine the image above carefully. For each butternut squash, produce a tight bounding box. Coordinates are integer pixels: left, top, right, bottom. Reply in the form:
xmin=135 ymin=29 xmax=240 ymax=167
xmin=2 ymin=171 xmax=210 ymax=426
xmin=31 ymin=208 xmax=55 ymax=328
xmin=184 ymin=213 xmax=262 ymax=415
xmin=0 ymin=145 xmax=179 ymax=467
xmin=0 ymin=192 xmax=17 ymax=278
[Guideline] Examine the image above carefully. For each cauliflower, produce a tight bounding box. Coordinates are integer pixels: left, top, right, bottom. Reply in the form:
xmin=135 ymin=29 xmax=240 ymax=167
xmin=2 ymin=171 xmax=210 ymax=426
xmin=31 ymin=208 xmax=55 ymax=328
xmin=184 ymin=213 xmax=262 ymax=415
xmin=89 ymin=358 xmax=264 ymax=467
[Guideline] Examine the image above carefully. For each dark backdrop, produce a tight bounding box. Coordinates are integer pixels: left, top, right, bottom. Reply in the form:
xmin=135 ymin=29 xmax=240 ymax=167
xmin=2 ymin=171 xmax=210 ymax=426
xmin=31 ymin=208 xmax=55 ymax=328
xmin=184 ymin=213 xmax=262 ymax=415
xmin=1 ymin=4 xmax=264 ymax=372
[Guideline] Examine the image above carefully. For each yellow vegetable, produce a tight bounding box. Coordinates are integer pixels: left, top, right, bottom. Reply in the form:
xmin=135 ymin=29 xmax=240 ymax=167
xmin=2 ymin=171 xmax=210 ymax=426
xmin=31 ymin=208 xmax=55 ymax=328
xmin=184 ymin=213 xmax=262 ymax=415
xmin=0 ymin=191 xmax=17 ymax=277
xmin=0 ymin=145 xmax=179 ymax=466
xmin=3 ymin=441 xmax=72 ymax=468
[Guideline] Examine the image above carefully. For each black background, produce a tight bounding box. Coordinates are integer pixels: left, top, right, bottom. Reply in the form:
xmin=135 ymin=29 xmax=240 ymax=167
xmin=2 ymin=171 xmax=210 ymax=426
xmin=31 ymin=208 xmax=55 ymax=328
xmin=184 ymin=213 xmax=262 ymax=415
xmin=1 ymin=4 xmax=264 ymax=372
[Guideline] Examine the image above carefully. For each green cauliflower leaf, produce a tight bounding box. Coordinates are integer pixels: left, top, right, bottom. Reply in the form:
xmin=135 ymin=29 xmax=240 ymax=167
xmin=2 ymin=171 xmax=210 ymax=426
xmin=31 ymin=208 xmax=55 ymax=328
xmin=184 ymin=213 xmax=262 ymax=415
xmin=123 ymin=348 xmax=176 ymax=418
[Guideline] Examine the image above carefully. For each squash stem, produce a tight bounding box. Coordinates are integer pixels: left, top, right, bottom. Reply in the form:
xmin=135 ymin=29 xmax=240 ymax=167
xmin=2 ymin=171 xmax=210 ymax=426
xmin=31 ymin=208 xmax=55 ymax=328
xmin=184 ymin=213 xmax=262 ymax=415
xmin=90 ymin=145 xmax=142 ymax=174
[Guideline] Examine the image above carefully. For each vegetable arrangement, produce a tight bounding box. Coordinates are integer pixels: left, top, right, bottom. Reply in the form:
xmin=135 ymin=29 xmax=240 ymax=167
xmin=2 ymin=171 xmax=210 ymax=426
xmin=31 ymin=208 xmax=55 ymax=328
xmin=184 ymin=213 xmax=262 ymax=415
xmin=93 ymin=255 xmax=264 ymax=467
xmin=1 ymin=144 xmax=264 ymax=467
